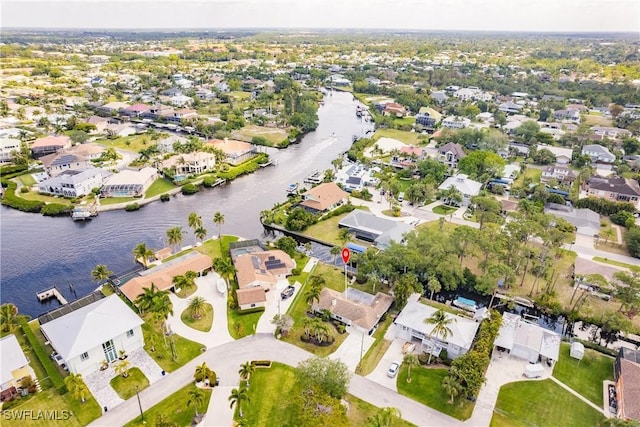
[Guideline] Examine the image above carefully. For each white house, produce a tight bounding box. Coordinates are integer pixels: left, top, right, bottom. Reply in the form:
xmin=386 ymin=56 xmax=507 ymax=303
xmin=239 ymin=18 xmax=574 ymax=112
xmin=1 ymin=335 xmax=36 ymax=394
xmin=438 ymin=174 xmax=482 ymax=206
xmin=38 ymin=168 xmax=110 ymax=198
xmin=0 ymin=138 xmax=21 ymax=164
xmin=394 ymin=300 xmax=480 ymax=359
xmin=582 ymin=144 xmax=616 ymax=163
xmin=100 ymin=167 xmax=157 ymax=197
xmin=494 ymin=312 xmax=561 ymax=364
xmin=160 ymin=152 xmax=216 ymax=176
xmin=40 ymin=295 xmax=144 ymax=375
xmin=541 ymin=145 xmax=573 ymax=165
xmin=442 ymin=116 xmax=471 ymax=129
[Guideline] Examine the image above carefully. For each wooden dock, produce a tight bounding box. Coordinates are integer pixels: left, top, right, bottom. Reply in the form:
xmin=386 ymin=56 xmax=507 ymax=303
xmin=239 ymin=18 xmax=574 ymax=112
xmin=36 ymin=287 xmax=68 ymax=305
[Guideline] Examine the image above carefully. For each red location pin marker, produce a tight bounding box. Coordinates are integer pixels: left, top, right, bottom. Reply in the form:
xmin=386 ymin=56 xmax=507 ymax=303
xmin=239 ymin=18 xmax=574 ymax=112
xmin=341 ymin=247 xmax=351 ymax=264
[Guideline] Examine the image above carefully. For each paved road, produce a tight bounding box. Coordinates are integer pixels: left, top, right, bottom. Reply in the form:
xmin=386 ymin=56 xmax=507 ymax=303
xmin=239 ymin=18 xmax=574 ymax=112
xmin=89 ymin=334 xmax=462 ymax=427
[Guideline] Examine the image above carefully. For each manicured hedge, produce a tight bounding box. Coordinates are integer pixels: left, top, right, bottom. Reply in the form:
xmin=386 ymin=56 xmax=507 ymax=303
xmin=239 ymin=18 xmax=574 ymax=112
xmin=574 ymin=197 xmax=636 ymax=216
xmin=125 ymin=202 xmax=141 ymax=211
xmin=238 ymin=306 xmax=266 ymax=314
xmin=181 ymin=183 xmax=199 ymax=195
xmin=0 ymin=180 xmax=44 ymax=212
xmin=251 ymin=360 xmax=272 ymax=368
xmin=18 ymin=318 xmax=66 ymax=394
xmin=41 ymin=203 xmax=72 ymax=216
xmin=217 ymin=153 xmax=268 ymax=181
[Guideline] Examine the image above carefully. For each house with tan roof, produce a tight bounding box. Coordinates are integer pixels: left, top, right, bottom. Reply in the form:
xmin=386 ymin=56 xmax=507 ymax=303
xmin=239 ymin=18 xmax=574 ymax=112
xmin=30 ymin=135 xmax=72 ymax=159
xmin=236 ymin=287 xmax=267 ymax=311
xmin=615 ymin=348 xmax=640 ymax=421
xmin=160 ymin=152 xmax=216 ymax=176
xmin=120 ymin=252 xmax=213 ymax=302
xmin=299 ymin=182 xmax=349 ymax=214
xmin=234 ymin=250 xmax=295 ymax=291
xmin=100 ymin=167 xmax=157 ymax=198
xmin=207 ymin=138 xmax=257 ymax=165
xmin=40 ymin=151 xmax=92 ymax=176
xmin=314 ymin=287 xmax=393 ymax=334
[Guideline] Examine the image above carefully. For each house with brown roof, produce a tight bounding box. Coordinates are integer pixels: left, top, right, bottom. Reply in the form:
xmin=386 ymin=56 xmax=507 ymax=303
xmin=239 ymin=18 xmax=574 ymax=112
xmin=40 ymin=151 xmax=92 ymax=176
xmin=120 ymin=252 xmax=212 ymax=302
xmin=207 ymin=138 xmax=257 ymax=165
xmin=234 ymin=250 xmax=295 ymax=291
xmin=438 ymin=142 xmax=466 ymax=170
xmin=236 ymin=287 xmax=267 ymax=311
xmin=30 ymin=135 xmax=72 ymax=159
xmin=615 ymin=348 xmax=640 ymax=422
xmin=586 ymin=177 xmax=640 ymax=209
xmin=314 ymin=287 xmax=393 ymax=334
xmin=299 ymin=182 xmax=349 ymax=214
xmin=384 ymin=103 xmax=407 ymax=117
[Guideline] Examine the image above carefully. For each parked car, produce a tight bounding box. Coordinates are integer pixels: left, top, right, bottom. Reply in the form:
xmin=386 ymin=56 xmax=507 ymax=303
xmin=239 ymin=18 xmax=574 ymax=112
xmin=281 ymin=285 xmax=295 ymax=300
xmin=387 ymin=361 xmax=400 ymax=378
xmin=51 ymin=352 xmax=68 ymax=371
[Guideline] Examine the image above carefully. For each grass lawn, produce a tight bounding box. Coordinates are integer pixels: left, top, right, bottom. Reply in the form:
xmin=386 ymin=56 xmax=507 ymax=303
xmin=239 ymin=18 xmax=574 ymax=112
xmin=397 ymin=365 xmax=474 ymax=421
xmin=228 ymin=304 xmax=263 ymax=339
xmin=513 ymin=167 xmax=541 ymax=187
xmin=3 ymin=388 xmax=102 ymax=427
xmin=356 ymin=315 xmax=393 ymax=375
xmin=240 ymin=362 xmax=415 ymax=427
xmin=584 ymin=114 xmax=613 ymax=127
xmin=97 ymin=134 xmax=160 ymax=154
xmin=231 ymin=124 xmax=288 ymax=146
xmin=552 ymin=342 xmax=614 ymax=406
xmin=141 ymin=316 xmax=204 ymax=373
xmin=180 ymin=303 xmax=213 ymax=332
xmin=303 ymin=207 xmax=369 ymax=245
xmin=110 ymin=367 xmax=150 ymax=400
xmin=174 ymin=284 xmax=197 ymax=299
xmin=15 ymin=187 xmax=74 ymax=206
xmin=196 ymin=235 xmax=240 ymax=260
xmin=592 ymin=256 xmax=639 ymax=270
xmin=125 ymin=383 xmax=211 ymax=427
xmin=491 ymin=379 xmax=605 ymax=427
xmin=373 ymin=128 xmax=424 ymax=145
xmin=17 ymin=173 xmax=36 ymax=186
xmin=432 ymin=204 xmax=458 ymax=215
xmin=99 ymin=196 xmax=138 ymax=205
xmin=144 ymin=177 xmax=176 ymax=198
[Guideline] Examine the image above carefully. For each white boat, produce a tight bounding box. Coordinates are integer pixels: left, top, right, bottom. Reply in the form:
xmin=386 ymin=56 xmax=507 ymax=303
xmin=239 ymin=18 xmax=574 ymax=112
xmin=286 ymin=183 xmax=298 ymax=194
xmin=216 ymin=278 xmax=226 ymax=294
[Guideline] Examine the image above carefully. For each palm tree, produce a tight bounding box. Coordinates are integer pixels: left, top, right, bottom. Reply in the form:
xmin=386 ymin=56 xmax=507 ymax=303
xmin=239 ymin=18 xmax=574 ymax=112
xmin=312 ymin=318 xmax=329 ymax=344
xmin=228 ymin=387 xmax=250 ymax=418
xmin=339 ymin=228 xmax=352 ymax=246
xmin=440 ymin=186 xmax=463 ymax=207
xmin=301 ymin=317 xmax=314 ymax=339
xmin=366 ymin=407 xmax=402 ymax=427
xmin=427 ymin=277 xmax=441 ymax=300
xmin=238 ymin=361 xmax=255 ymax=387
xmin=115 ymin=359 xmax=131 ymax=378
xmin=188 ymin=296 xmax=206 ymax=320
xmin=188 ymin=387 xmax=206 ymax=417
xmin=134 ymin=284 xmax=161 ymax=315
xmin=403 ymin=353 xmax=419 ymax=383
xmin=0 ymin=303 xmax=19 ymax=333
xmin=214 ymin=257 xmax=236 ymax=289
xmin=166 ymin=226 xmax=184 ymax=252
xmin=91 ymin=264 xmax=113 ymax=282
xmin=194 ymin=226 xmax=207 ymax=244
xmin=64 ymin=373 xmax=89 ymax=403
xmin=188 ymin=212 xmax=203 ymax=245
xmin=132 ymin=242 xmax=155 ymax=268
xmin=305 ymin=284 xmax=322 ymax=308
xmin=330 ymin=246 xmax=341 ymax=264
xmin=212 ymin=211 xmax=225 ymax=238
xmin=424 ymin=309 xmax=456 ymax=363
xmin=441 ymin=375 xmax=463 ymax=404
xmin=194 ymin=362 xmax=213 ymax=383
xmin=153 ymin=293 xmax=174 ymax=344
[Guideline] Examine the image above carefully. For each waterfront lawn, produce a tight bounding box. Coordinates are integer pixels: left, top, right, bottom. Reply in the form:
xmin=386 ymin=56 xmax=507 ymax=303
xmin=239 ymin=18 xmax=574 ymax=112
xmin=432 ymin=204 xmax=458 ymax=215
xmin=180 ymin=303 xmax=213 ymax=332
xmin=397 ymin=365 xmax=473 ymax=421
xmin=3 ymin=388 xmax=101 ymax=427
xmin=16 ymin=188 xmax=73 ymax=206
xmin=144 ymin=177 xmax=176 ymax=199
xmin=17 ymin=173 xmax=36 ymax=186
xmin=355 ymin=315 xmax=393 ymax=376
xmin=110 ymin=368 xmax=150 ymax=400
xmin=231 ymin=125 xmax=288 ymax=146
xmin=197 ymin=235 xmax=239 ymax=260
xmin=125 ymin=383 xmax=212 ymax=427
xmin=141 ymin=317 xmax=204 ymax=373
xmin=97 ymin=135 xmax=162 ymax=154
xmin=99 ymin=196 xmax=138 ymax=205
xmin=552 ymin=342 xmax=614 ymax=406
xmin=303 ymin=210 xmax=359 ymax=245
xmin=491 ymin=379 xmax=605 ymax=427
xmin=372 ymin=128 xmax=424 ymax=146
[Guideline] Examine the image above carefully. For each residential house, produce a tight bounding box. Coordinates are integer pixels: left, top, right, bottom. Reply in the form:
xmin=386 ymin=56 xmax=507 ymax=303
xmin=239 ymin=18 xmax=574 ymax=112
xmin=335 ymin=163 xmax=376 ymax=193
xmin=207 ymin=138 xmax=257 ymax=165
xmin=234 ymin=250 xmax=295 ymax=291
xmin=614 ymin=348 xmax=640 ymax=422
xmin=553 ymin=108 xmax=581 ymax=123
xmin=431 ymin=90 xmax=449 ymax=104
xmin=541 ymin=145 xmax=573 ymax=165
xmin=171 ymin=108 xmax=198 ymax=123
xmin=384 ymin=103 xmax=407 ymax=117
xmin=476 ymin=112 xmax=494 ymax=123
xmin=30 ymin=135 xmax=72 ymax=159
xmin=100 ymin=167 xmax=157 ymax=198
xmin=415 ymin=113 xmax=437 ymax=129
xmin=0 ymin=335 xmax=36 ymax=399
xmin=314 ymin=287 xmax=393 ymax=335
xmin=236 ymin=287 xmax=267 ymax=311
xmin=0 ymin=138 xmax=21 ymax=164
xmin=438 ymin=174 xmax=482 ymax=206
xmin=394 ymin=300 xmax=480 ymax=359
xmin=442 ymin=116 xmax=471 ymax=129
xmin=40 ymin=295 xmax=144 ymax=376
xmin=586 ymin=177 xmax=640 ymax=209
xmin=170 ymin=94 xmax=192 ymax=107
xmin=97 ymin=101 xmax=129 ymax=116
xmin=298 ymin=182 xmax=348 ymax=214
xmin=195 ymin=88 xmax=216 ymax=101
xmin=40 ymin=151 xmax=92 ymax=176
xmin=453 ymin=87 xmax=480 ymax=101
xmin=391 ymin=145 xmax=425 ymax=169
xmin=494 ymin=312 xmax=561 ymax=364
xmin=592 ymin=127 xmax=631 ymax=140
xmin=72 ymin=143 xmax=105 ymax=160
xmin=160 ymin=152 xmax=215 ymax=176
xmin=541 ymin=164 xmax=577 ymax=184
xmin=141 ymin=104 xmax=174 ymax=121
xmin=38 ymin=168 xmax=109 ymax=198
xmin=498 ymin=102 xmax=523 ymax=114
xmin=544 ymin=203 xmax=600 ymax=236
xmin=121 ymin=104 xmax=150 ymax=118
xmin=157 ymin=135 xmax=187 ymax=154
xmin=105 ymin=123 xmax=137 ymax=138
xmin=120 ymin=252 xmax=213 ymax=302
xmin=338 ymin=210 xmax=414 ymax=249
xmin=438 ymin=142 xmax=466 ymax=170
xmin=582 ymin=144 xmax=616 ymax=163
xmin=86 ymin=116 xmax=110 ymax=134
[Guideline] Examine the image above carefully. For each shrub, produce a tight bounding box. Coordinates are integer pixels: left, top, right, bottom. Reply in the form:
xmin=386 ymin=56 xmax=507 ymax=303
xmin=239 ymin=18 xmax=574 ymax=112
xmin=321 ymin=203 xmax=355 ymax=220
xmin=20 ymin=186 xmax=29 ymax=193
xmin=18 ymin=318 xmax=66 ymax=393
xmin=291 ymin=268 xmax=301 ymax=276
xmin=125 ymin=203 xmax=140 ymax=211
xmin=574 ymin=197 xmax=636 ymax=216
xmin=41 ymin=203 xmax=72 ymax=216
xmin=251 ymin=360 xmax=272 ymax=368
xmin=0 ymin=180 xmax=44 ymax=213
xmin=238 ymin=306 xmax=265 ymax=314
xmin=202 ymin=176 xmax=217 ymax=187
xmin=182 ymin=183 xmax=199 ymax=195
xmin=611 ymin=210 xmax=635 ymax=227
xmin=160 ymin=193 xmax=170 ymax=202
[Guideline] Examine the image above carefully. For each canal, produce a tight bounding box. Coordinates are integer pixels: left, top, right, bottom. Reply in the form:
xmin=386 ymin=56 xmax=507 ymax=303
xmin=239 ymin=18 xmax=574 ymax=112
xmin=0 ymin=91 xmax=373 ymax=317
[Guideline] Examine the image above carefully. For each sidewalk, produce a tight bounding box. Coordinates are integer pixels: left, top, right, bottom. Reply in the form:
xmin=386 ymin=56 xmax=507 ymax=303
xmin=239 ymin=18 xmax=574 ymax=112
xmin=550 ymin=376 xmax=607 ymax=416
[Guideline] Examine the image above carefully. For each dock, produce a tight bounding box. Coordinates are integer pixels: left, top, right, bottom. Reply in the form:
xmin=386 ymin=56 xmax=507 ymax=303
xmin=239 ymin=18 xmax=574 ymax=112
xmin=259 ymin=159 xmax=277 ymax=167
xmin=36 ymin=287 xmax=68 ymax=305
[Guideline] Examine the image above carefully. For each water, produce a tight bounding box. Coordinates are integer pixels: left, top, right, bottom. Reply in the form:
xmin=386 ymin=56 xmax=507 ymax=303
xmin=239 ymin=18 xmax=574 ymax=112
xmin=1 ymin=91 xmax=372 ymax=317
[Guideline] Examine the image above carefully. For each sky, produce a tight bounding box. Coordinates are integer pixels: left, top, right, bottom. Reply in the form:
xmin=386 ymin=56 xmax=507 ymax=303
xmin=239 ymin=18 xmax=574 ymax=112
xmin=2 ymin=0 xmax=639 ymax=33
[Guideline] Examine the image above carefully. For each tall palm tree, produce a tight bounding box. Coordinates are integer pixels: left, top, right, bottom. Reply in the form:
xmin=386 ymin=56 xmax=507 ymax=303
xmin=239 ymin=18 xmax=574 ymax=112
xmin=188 ymin=387 xmax=205 ymax=417
xmin=301 ymin=317 xmax=313 ymax=340
xmin=194 ymin=226 xmax=207 ymax=244
xmin=0 ymin=303 xmax=19 ymax=333
xmin=132 ymin=242 xmax=155 ymax=268
xmin=238 ymin=361 xmax=255 ymax=387
xmin=188 ymin=296 xmax=207 ymax=320
xmin=312 ymin=318 xmax=329 ymax=344
xmin=115 ymin=359 xmax=131 ymax=378
xmin=228 ymin=387 xmax=250 ymax=418
xmin=403 ymin=353 xmax=419 ymax=383
xmin=214 ymin=257 xmax=236 ymax=289
xmin=64 ymin=373 xmax=89 ymax=403
xmin=213 ymin=211 xmax=225 ymax=239
xmin=305 ymin=284 xmax=322 ymax=308
xmin=134 ymin=284 xmax=161 ymax=315
xmin=91 ymin=264 xmax=113 ymax=282
xmin=330 ymin=246 xmax=341 ymax=264
xmin=166 ymin=226 xmax=184 ymax=252
xmin=424 ymin=309 xmax=455 ymax=363
xmin=188 ymin=212 xmax=203 ymax=245
xmin=427 ymin=277 xmax=441 ymax=300
xmin=153 ymin=293 xmax=174 ymax=344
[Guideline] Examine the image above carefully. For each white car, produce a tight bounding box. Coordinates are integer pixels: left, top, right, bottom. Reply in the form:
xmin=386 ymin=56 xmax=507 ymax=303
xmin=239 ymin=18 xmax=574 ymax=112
xmin=387 ymin=361 xmax=400 ymax=378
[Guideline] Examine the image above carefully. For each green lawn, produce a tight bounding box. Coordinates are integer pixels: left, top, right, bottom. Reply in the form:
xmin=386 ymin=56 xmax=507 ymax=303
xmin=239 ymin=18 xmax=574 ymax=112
xmin=397 ymin=366 xmax=474 ymax=421
xmin=231 ymin=125 xmax=288 ymax=146
xmin=174 ymin=284 xmax=197 ymax=299
xmin=592 ymin=256 xmax=639 ymax=270
xmin=373 ymin=128 xmax=424 ymax=145
xmin=240 ymin=362 xmax=415 ymax=427
xmin=15 ymin=187 xmax=73 ymax=206
xmin=491 ymin=379 xmax=605 ymax=427
xmin=125 ymin=383 xmax=212 ymax=427
xmin=180 ymin=303 xmax=213 ymax=332
xmin=196 ymin=235 xmax=239 ymax=260
xmin=513 ymin=167 xmax=541 ymax=187
xmin=17 ymin=173 xmax=36 ymax=186
xmin=552 ymin=342 xmax=614 ymax=406
xmin=356 ymin=315 xmax=393 ymax=375
xmin=140 ymin=316 xmax=204 ymax=373
xmin=2 ymin=388 xmax=102 ymax=427
xmin=303 ymin=207 xmax=369 ymax=245
xmin=432 ymin=204 xmax=458 ymax=215
xmin=97 ymin=134 xmax=162 ymax=154
xmin=144 ymin=177 xmax=176 ymax=198
xmin=228 ymin=303 xmax=263 ymax=339
xmin=110 ymin=367 xmax=150 ymax=400
xmin=99 ymin=196 xmax=138 ymax=205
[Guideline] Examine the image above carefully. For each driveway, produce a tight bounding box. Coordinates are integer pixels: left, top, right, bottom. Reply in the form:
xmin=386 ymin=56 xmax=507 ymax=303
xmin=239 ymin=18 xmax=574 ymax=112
xmin=329 ymin=327 xmax=376 ymax=371
xmin=365 ymin=330 xmax=405 ymax=392
xmin=255 ymin=279 xmax=299 ymax=334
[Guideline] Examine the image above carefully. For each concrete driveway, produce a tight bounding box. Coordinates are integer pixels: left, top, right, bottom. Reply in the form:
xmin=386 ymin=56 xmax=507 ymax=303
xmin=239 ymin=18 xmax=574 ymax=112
xmin=255 ymin=279 xmax=299 ymax=334
xmin=365 ymin=323 xmax=406 ymax=392
xmin=330 ymin=327 xmax=376 ymax=371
